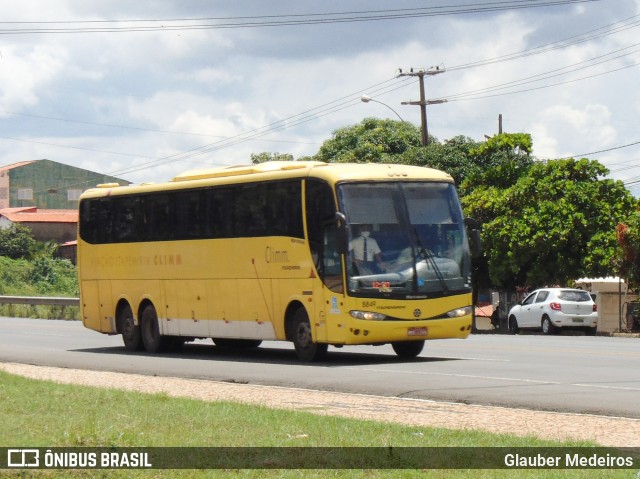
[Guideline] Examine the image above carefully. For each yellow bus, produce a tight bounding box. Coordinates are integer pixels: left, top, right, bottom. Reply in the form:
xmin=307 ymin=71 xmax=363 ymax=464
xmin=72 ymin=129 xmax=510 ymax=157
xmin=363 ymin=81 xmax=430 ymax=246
xmin=78 ymin=161 xmax=479 ymax=361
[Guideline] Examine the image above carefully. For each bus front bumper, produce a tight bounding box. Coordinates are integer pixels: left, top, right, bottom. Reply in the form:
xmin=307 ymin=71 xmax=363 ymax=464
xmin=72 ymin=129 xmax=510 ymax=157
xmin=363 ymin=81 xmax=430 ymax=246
xmin=334 ymin=315 xmax=473 ymax=345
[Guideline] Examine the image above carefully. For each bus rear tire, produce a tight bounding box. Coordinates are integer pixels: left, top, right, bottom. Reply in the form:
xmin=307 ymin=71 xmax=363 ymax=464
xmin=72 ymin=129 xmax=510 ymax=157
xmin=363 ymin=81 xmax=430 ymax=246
xmin=140 ymin=304 xmax=167 ymax=353
xmin=391 ymin=340 xmax=424 ymax=358
xmin=119 ymin=304 xmax=142 ymax=351
xmin=291 ymin=308 xmax=327 ymax=362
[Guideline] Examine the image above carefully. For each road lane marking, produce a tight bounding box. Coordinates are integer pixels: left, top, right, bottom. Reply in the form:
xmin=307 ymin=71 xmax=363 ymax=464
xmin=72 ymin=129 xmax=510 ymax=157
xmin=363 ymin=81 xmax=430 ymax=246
xmin=571 ymin=383 xmax=640 ymax=392
xmin=347 ymin=367 xmax=561 ymax=384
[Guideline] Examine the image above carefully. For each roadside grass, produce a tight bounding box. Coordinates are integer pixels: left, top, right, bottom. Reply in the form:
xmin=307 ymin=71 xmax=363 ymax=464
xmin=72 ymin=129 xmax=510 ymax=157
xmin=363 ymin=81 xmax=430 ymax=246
xmin=0 ymin=304 xmax=79 ymax=320
xmin=0 ymin=370 xmax=635 ymax=479
xmin=0 ymin=255 xmax=80 ymax=320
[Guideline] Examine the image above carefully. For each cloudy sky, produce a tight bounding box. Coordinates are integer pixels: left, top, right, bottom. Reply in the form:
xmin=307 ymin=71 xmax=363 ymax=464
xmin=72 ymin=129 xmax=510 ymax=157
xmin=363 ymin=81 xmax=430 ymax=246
xmin=1 ymin=0 xmax=639 ymax=194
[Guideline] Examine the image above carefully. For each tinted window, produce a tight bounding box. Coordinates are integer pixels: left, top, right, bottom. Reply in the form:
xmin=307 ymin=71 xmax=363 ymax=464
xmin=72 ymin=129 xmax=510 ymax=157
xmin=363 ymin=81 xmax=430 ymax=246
xmin=557 ymin=290 xmax=591 ymax=302
xmin=305 ymin=179 xmax=339 ymax=289
xmin=79 ymin=179 xmax=304 ymax=244
xmin=535 ymin=291 xmax=549 ymax=303
xmin=305 ymin=179 xmax=336 ymax=262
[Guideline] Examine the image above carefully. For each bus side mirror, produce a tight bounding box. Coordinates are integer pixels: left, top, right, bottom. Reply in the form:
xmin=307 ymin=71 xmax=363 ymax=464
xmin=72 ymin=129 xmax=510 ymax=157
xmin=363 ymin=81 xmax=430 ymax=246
xmin=335 ymin=212 xmax=348 ymax=255
xmin=464 ymin=218 xmax=482 ymax=258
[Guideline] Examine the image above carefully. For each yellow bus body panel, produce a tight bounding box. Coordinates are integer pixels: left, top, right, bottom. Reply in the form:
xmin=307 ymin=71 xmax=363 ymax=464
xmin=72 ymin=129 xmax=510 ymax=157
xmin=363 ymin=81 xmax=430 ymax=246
xmin=78 ymin=161 xmax=472 ymax=348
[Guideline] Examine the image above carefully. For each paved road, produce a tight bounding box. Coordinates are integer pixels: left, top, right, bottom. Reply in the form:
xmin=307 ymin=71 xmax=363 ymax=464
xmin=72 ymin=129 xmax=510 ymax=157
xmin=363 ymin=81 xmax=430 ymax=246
xmin=1 ymin=316 xmax=639 ymax=418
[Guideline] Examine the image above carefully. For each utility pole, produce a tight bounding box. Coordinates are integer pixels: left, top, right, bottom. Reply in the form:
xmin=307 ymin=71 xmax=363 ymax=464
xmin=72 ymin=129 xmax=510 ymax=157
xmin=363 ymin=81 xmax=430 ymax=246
xmin=398 ymin=67 xmax=446 ymax=146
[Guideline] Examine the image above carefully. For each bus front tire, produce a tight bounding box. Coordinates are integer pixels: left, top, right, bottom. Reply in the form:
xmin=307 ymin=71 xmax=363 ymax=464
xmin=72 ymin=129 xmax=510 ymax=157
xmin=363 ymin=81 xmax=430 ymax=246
xmin=391 ymin=340 xmax=424 ymax=358
xmin=140 ymin=305 xmax=166 ymax=353
xmin=291 ymin=308 xmax=327 ymax=362
xmin=119 ymin=304 xmax=142 ymax=351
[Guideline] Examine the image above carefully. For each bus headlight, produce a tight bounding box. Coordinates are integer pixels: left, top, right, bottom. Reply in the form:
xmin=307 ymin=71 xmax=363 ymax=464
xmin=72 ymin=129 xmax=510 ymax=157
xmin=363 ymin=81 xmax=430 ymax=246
xmin=446 ymin=306 xmax=472 ymax=318
xmin=350 ymin=311 xmax=387 ymax=321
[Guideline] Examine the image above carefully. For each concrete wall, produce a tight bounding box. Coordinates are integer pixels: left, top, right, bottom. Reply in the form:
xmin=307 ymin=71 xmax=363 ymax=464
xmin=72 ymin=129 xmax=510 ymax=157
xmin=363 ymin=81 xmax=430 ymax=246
xmin=23 ymin=221 xmax=78 ymax=244
xmin=593 ymin=291 xmax=638 ymax=333
xmin=575 ymin=279 xmax=637 ymax=333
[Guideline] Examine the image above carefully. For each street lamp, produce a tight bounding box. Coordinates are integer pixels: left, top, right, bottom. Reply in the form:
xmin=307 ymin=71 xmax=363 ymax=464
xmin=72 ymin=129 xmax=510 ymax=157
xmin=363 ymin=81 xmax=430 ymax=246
xmin=360 ymin=95 xmax=405 ymax=123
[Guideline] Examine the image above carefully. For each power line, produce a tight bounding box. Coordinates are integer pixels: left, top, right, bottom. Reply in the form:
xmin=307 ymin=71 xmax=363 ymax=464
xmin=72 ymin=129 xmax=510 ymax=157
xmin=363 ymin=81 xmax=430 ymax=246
xmin=84 ymin=77 xmax=415 ymax=178
xmin=0 ymin=109 xmax=317 ymax=145
xmin=447 ymin=13 xmax=640 ymax=71
xmin=436 ymin=44 xmax=640 ymax=101
xmin=557 ymin=139 xmax=640 ymax=160
xmin=0 ymin=0 xmax=599 ymax=34
xmin=434 ymin=61 xmax=639 ymax=102
xmin=111 ymin=79 xmax=416 ymax=177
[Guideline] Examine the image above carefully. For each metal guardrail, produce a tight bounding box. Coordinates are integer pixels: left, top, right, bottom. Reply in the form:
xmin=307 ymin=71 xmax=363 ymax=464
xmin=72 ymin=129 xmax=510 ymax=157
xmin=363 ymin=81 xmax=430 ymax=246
xmin=0 ymin=295 xmax=79 ymax=319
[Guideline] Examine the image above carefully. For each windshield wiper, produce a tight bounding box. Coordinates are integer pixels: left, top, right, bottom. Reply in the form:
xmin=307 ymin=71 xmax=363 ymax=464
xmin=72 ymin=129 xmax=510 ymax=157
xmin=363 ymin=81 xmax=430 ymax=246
xmin=413 ymin=229 xmax=449 ymax=293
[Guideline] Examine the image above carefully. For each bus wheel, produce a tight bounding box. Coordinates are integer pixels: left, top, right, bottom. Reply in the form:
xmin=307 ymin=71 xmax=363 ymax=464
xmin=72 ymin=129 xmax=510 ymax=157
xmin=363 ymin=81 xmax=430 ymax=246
xmin=391 ymin=340 xmax=424 ymax=358
xmin=213 ymin=339 xmax=262 ymax=349
xmin=291 ymin=308 xmax=327 ymax=362
xmin=119 ymin=304 xmax=142 ymax=351
xmin=140 ymin=304 xmax=166 ymax=353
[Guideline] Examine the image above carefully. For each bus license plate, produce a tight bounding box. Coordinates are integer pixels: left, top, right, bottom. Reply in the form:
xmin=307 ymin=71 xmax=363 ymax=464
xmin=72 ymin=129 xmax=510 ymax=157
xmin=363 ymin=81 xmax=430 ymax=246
xmin=408 ymin=327 xmax=427 ymax=337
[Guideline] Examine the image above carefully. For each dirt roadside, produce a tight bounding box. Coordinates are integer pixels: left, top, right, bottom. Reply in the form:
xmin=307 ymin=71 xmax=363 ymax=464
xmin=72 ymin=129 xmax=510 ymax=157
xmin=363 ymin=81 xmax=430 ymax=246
xmin=1 ymin=361 xmax=639 ymax=447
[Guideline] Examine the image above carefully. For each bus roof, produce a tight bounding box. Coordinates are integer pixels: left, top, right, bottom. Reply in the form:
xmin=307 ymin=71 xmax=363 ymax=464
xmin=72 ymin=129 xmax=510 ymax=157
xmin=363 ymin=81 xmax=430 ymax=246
xmin=81 ymin=161 xmax=453 ymax=199
xmin=173 ymin=161 xmax=453 ymax=183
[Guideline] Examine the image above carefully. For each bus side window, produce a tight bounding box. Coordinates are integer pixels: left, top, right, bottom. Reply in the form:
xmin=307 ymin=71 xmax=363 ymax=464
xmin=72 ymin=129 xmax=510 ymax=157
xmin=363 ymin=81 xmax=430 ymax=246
xmin=266 ymin=180 xmax=304 ymax=239
xmin=305 ymin=179 xmax=342 ymax=292
xmin=175 ymin=190 xmax=204 ymax=239
xmin=235 ymin=183 xmax=267 ymax=237
xmin=143 ymin=193 xmax=173 ymax=241
xmin=206 ymin=187 xmax=234 ymax=238
xmin=113 ymin=196 xmax=140 ymax=243
xmin=323 ymin=222 xmax=344 ymax=293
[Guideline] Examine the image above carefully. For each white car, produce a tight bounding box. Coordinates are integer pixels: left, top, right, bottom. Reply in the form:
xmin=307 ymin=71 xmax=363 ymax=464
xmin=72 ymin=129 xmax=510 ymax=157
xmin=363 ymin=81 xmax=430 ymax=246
xmin=508 ymin=288 xmax=598 ymax=335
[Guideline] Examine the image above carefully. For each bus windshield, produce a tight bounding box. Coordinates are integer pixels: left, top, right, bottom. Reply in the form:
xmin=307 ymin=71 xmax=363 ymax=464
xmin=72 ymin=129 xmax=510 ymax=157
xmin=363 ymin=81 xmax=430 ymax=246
xmin=339 ymin=182 xmax=472 ymax=297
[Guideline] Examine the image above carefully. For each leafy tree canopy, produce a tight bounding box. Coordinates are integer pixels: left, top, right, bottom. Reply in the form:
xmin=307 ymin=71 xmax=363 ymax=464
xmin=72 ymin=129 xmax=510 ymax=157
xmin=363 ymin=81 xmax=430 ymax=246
xmin=464 ymin=158 xmax=635 ymax=287
xmin=250 ymin=152 xmax=294 ymax=164
xmin=314 ymin=117 xmax=422 ymax=164
xmin=0 ymin=224 xmax=37 ymax=260
xmin=462 ymin=133 xmax=534 ymax=193
xmin=616 ymin=207 xmax=640 ymax=287
xmin=311 ymin=119 xmax=530 ymax=190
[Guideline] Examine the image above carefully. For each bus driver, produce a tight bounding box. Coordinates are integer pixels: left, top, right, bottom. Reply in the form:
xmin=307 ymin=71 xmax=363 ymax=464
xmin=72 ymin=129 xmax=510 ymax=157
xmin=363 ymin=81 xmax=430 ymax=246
xmin=349 ymin=224 xmax=385 ymax=275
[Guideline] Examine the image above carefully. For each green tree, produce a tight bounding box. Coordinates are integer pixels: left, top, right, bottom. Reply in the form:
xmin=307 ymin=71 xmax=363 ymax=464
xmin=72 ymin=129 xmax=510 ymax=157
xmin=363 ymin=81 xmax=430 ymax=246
xmin=462 ymin=133 xmax=534 ymax=193
xmin=250 ymin=152 xmax=294 ymax=164
xmin=396 ymin=135 xmax=481 ymax=186
xmin=313 ymin=121 xmax=529 ymax=190
xmin=0 ymin=224 xmax=37 ymax=259
xmin=616 ymin=207 xmax=640 ymax=287
xmin=314 ymin=118 xmax=421 ymax=163
xmin=464 ymin=158 xmax=635 ymax=287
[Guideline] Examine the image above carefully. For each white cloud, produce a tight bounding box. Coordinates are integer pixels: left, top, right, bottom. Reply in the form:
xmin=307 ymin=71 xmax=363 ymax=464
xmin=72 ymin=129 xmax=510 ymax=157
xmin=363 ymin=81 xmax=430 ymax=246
xmin=0 ymin=0 xmax=638 ymax=190
xmin=531 ymin=104 xmax=617 ymax=159
xmin=0 ymin=45 xmax=67 ymax=112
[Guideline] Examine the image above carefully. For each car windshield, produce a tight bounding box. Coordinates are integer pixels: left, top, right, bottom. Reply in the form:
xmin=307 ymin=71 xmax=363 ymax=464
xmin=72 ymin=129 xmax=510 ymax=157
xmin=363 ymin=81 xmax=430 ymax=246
xmin=338 ymin=181 xmax=472 ymax=298
xmin=557 ymin=290 xmax=592 ymax=302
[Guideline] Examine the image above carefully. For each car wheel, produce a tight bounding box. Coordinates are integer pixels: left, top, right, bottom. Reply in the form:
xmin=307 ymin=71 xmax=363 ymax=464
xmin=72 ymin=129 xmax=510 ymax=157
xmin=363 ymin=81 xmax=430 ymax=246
xmin=508 ymin=315 xmax=519 ymax=334
xmin=541 ymin=315 xmax=556 ymax=335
